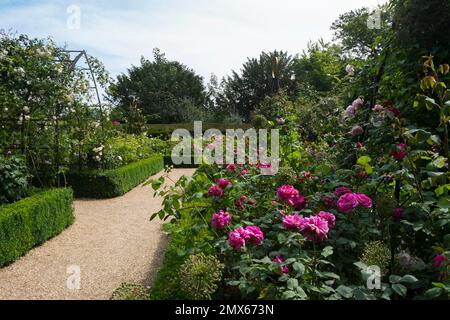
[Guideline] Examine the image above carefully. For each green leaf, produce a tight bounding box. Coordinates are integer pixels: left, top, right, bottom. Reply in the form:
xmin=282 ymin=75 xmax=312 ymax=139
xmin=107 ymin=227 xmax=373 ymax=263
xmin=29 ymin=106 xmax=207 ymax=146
xmin=321 ymin=246 xmax=334 ymax=258
xmin=425 ymin=287 xmax=443 ymax=299
xmin=389 ymin=275 xmax=402 ymax=284
xmin=357 ymin=156 xmax=372 ymax=166
xmin=287 ymin=278 xmax=298 ymax=290
xmin=292 ymin=262 xmax=305 ymax=275
xmin=392 ymin=283 xmax=407 ymax=297
xmin=336 ymin=285 xmax=353 ymax=298
xmin=400 ymin=275 xmax=418 ymax=284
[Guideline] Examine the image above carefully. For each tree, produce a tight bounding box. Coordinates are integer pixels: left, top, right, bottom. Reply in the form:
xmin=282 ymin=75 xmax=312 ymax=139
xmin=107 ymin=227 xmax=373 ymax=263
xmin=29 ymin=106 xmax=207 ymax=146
xmin=217 ymin=50 xmax=298 ymax=121
xmin=110 ymin=48 xmax=206 ymax=124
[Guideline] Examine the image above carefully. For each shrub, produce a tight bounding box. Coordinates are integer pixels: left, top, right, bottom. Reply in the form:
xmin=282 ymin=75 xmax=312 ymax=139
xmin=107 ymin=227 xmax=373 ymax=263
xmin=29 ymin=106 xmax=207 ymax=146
xmin=111 ymin=283 xmax=150 ymax=300
xmin=0 ymin=188 xmax=74 ymax=267
xmin=66 ymin=155 xmax=164 ymax=198
xmin=0 ymin=155 xmax=29 ymax=205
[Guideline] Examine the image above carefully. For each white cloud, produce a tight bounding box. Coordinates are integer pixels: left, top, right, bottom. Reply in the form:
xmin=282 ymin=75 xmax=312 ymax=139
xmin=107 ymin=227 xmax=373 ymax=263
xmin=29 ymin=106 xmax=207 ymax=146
xmin=0 ymin=0 xmax=385 ymax=81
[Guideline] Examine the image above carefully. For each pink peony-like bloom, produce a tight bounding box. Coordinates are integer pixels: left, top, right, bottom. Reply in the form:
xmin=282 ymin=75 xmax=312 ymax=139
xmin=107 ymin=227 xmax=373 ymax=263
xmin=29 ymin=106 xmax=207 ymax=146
xmin=352 ymin=98 xmax=364 ymax=109
xmin=212 ymin=210 xmax=232 ymax=229
xmin=283 ymin=214 xmax=304 ymax=230
xmin=434 ymin=254 xmax=448 ymax=268
xmin=318 ymin=211 xmax=336 ymax=228
xmin=335 ymin=187 xmax=352 ymax=197
xmin=372 ymin=104 xmax=384 ymax=112
xmin=337 ymin=193 xmax=359 ymax=213
xmin=345 ymin=105 xmax=356 ymax=118
xmin=245 ymin=226 xmax=264 ymax=245
xmin=299 ymin=216 xmax=330 ymax=242
xmin=248 ymin=199 xmax=257 ymax=205
xmin=355 ymin=193 xmax=372 ymax=208
xmin=392 ymin=143 xmax=406 ymax=161
xmin=277 ymin=185 xmax=300 ymax=206
xmin=228 ymin=227 xmax=250 ymax=250
xmin=273 ymin=256 xmax=289 ymax=274
xmin=241 ymin=169 xmax=249 ymax=176
xmin=208 ymin=185 xmax=224 ymax=198
xmin=235 ymin=195 xmax=248 ymax=210
xmin=393 ymin=208 xmax=404 ymax=220
xmin=292 ymin=195 xmax=307 ymax=211
xmin=218 ymin=178 xmax=231 ymax=189
xmin=226 ymin=164 xmax=237 ymax=171
xmin=355 ymin=142 xmax=364 ymax=149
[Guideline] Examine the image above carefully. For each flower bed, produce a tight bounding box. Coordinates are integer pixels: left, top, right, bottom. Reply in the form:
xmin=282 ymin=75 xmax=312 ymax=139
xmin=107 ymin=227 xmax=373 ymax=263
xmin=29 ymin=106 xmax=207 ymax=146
xmin=0 ymin=188 xmax=74 ymax=267
xmin=66 ymin=155 xmax=164 ymax=199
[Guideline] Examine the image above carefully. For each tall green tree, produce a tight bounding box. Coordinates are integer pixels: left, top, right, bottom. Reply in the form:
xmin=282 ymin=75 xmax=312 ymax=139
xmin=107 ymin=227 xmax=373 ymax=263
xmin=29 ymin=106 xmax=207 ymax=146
xmin=110 ymin=49 xmax=206 ymax=124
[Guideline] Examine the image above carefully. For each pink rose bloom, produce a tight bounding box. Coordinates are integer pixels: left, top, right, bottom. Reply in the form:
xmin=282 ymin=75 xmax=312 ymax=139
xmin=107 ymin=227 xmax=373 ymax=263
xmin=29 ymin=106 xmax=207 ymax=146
xmin=273 ymin=256 xmax=289 ymax=274
xmin=208 ymin=185 xmax=224 ymax=198
xmin=392 ymin=143 xmax=406 ymax=161
xmin=372 ymin=104 xmax=384 ymax=112
xmin=318 ymin=211 xmax=336 ymax=228
xmin=292 ymin=195 xmax=307 ymax=211
xmin=352 ymin=98 xmax=364 ymax=109
xmin=218 ymin=178 xmax=231 ymax=189
xmin=272 ymin=200 xmax=278 ymax=205
xmin=434 ymin=254 xmax=448 ymax=268
xmin=337 ymin=193 xmax=359 ymax=213
xmin=355 ymin=142 xmax=364 ymax=149
xmin=303 ymin=171 xmax=312 ymax=179
xmin=322 ymin=196 xmax=336 ymax=208
xmin=278 ymin=210 xmax=286 ymax=216
xmin=235 ymin=195 xmax=248 ymax=210
xmin=277 ymin=185 xmax=300 ymax=206
xmin=228 ymin=227 xmax=250 ymax=250
xmin=300 ymin=216 xmax=330 ymax=242
xmin=359 ymin=171 xmax=368 ymax=179
xmin=248 ymin=199 xmax=257 ymax=205
xmin=355 ymin=193 xmax=372 ymax=208
xmin=226 ymin=164 xmax=237 ymax=171
xmin=241 ymin=169 xmax=249 ymax=176
xmin=245 ymin=226 xmax=264 ymax=245
xmin=393 ymin=208 xmax=404 ymax=220
xmin=212 ymin=210 xmax=232 ymax=229
xmin=335 ymin=187 xmax=352 ymax=197
xmin=345 ymin=105 xmax=356 ymax=118
xmin=283 ymin=214 xmax=304 ymax=230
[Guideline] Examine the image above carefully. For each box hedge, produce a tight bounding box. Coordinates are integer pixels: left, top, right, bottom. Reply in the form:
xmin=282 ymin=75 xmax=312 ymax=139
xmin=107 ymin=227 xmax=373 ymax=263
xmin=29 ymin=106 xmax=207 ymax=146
xmin=0 ymin=188 xmax=74 ymax=267
xmin=66 ymin=155 xmax=164 ymax=199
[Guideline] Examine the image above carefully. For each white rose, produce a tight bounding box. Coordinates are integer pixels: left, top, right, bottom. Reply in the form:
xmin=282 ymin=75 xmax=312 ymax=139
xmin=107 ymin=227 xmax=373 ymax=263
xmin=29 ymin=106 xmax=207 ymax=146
xmin=345 ymin=64 xmax=355 ymax=76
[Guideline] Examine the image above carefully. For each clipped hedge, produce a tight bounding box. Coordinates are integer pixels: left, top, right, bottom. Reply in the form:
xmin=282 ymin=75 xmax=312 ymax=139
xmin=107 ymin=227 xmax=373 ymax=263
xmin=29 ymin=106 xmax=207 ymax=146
xmin=0 ymin=188 xmax=74 ymax=267
xmin=67 ymin=155 xmax=164 ymax=199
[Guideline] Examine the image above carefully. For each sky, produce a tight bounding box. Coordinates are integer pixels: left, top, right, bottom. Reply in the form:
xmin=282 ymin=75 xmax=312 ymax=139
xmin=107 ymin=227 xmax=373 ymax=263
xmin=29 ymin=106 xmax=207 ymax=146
xmin=0 ymin=0 xmax=385 ymax=82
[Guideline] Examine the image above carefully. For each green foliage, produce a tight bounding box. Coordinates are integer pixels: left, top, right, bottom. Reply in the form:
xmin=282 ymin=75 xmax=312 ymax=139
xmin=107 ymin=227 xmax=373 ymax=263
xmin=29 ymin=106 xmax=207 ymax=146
xmin=67 ymin=155 xmax=164 ymax=198
xmin=110 ymin=283 xmax=150 ymax=300
xmin=110 ymin=48 xmax=206 ymax=124
xmin=179 ymin=253 xmax=224 ymax=300
xmin=0 ymin=155 xmax=29 ymax=204
xmin=0 ymin=188 xmax=74 ymax=267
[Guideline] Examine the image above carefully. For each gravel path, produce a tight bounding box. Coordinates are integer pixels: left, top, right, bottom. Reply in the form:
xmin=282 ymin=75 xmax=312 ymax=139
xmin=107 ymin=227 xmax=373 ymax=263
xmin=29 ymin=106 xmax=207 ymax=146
xmin=0 ymin=169 xmax=195 ymax=300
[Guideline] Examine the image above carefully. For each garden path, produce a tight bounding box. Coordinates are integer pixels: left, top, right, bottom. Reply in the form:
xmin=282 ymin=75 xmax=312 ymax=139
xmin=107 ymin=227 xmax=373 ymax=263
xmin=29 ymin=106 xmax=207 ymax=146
xmin=0 ymin=168 xmax=196 ymax=300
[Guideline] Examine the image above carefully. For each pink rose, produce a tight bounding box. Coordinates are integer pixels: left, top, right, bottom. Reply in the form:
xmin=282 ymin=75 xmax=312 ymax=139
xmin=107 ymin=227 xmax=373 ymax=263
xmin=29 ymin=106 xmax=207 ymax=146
xmin=355 ymin=193 xmax=372 ymax=208
xmin=228 ymin=227 xmax=250 ymax=250
xmin=392 ymin=143 xmax=406 ymax=161
xmin=273 ymin=256 xmax=289 ymax=274
xmin=212 ymin=210 xmax=232 ymax=229
xmin=337 ymin=193 xmax=359 ymax=213
xmin=372 ymin=104 xmax=384 ymax=112
xmin=282 ymin=214 xmax=304 ymax=230
xmin=208 ymin=185 xmax=224 ymax=198
xmin=218 ymin=178 xmax=231 ymax=189
xmin=434 ymin=254 xmax=448 ymax=268
xmin=335 ymin=187 xmax=352 ymax=197
xmin=322 ymin=196 xmax=336 ymax=208
xmin=393 ymin=208 xmax=404 ymax=220
xmin=245 ymin=226 xmax=264 ymax=245
xmin=241 ymin=169 xmax=249 ymax=176
xmin=299 ymin=216 xmax=330 ymax=242
xmin=226 ymin=164 xmax=237 ymax=171
xmin=318 ymin=211 xmax=336 ymax=228
xmin=292 ymin=195 xmax=307 ymax=211
xmin=277 ymin=185 xmax=300 ymax=206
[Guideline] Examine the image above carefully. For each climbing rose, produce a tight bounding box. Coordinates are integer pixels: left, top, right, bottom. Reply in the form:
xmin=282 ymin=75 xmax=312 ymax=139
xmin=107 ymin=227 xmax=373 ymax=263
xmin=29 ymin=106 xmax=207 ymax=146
xmin=355 ymin=193 xmax=373 ymax=208
xmin=393 ymin=208 xmax=404 ymax=220
xmin=226 ymin=164 xmax=237 ymax=171
xmin=273 ymin=256 xmax=289 ymax=274
xmin=300 ymin=216 xmax=330 ymax=242
xmin=277 ymin=185 xmax=300 ymax=206
xmin=245 ymin=226 xmax=264 ymax=245
xmin=283 ymin=214 xmax=304 ymax=230
xmin=211 ymin=210 xmax=232 ymax=229
xmin=434 ymin=254 xmax=448 ymax=268
xmin=292 ymin=195 xmax=307 ymax=211
xmin=392 ymin=143 xmax=406 ymax=161
xmin=228 ymin=227 xmax=250 ymax=250
xmin=335 ymin=187 xmax=352 ymax=197
xmin=337 ymin=193 xmax=359 ymax=213
xmin=218 ymin=178 xmax=231 ymax=189
xmin=318 ymin=211 xmax=336 ymax=228
xmin=208 ymin=185 xmax=224 ymax=198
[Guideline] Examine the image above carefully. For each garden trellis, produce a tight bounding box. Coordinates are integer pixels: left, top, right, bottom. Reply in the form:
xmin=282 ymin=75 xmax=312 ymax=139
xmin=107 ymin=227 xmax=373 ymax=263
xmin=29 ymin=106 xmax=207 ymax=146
xmin=0 ymin=43 xmax=107 ymax=187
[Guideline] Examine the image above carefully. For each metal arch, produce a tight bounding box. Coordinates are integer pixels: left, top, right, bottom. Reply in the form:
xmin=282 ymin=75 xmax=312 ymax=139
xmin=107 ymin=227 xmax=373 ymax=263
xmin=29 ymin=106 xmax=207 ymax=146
xmin=59 ymin=49 xmax=105 ymax=129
